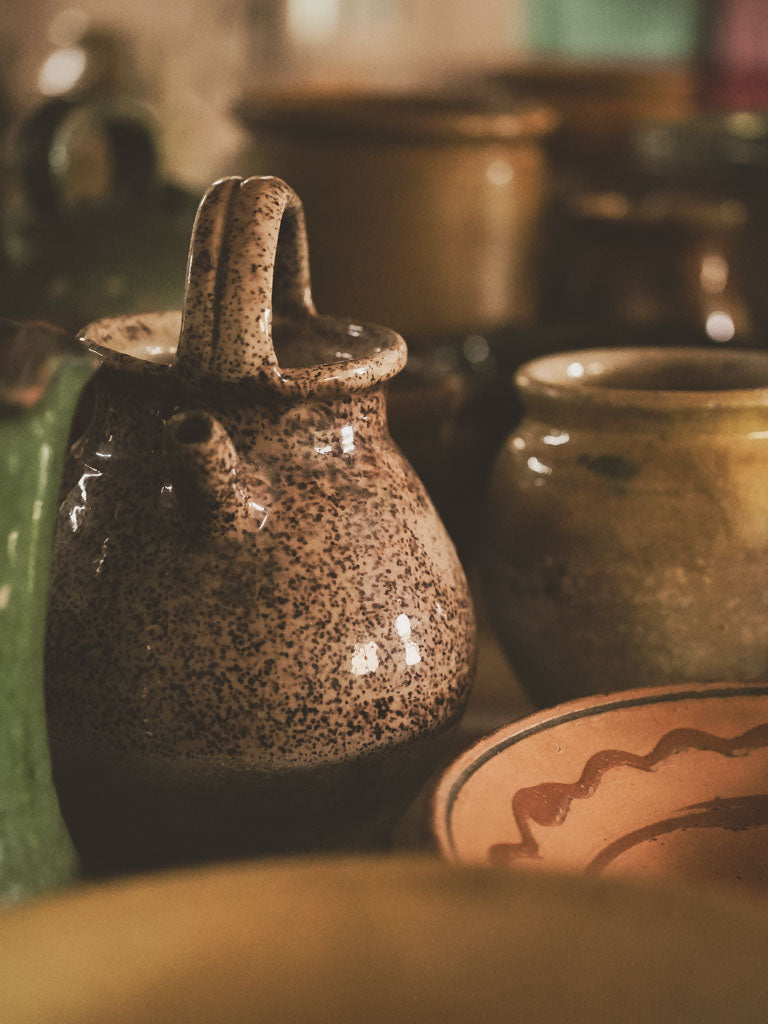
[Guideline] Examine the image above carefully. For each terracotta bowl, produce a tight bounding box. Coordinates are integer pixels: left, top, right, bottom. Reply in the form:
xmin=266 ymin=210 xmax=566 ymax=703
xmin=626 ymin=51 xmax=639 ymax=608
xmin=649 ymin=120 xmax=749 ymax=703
xmin=3 ymin=854 xmax=768 ymax=1023
xmin=432 ymin=682 xmax=768 ymax=889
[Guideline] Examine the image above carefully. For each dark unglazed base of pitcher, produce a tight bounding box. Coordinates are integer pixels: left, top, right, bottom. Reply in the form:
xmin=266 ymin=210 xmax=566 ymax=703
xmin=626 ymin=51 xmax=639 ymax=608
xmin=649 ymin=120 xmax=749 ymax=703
xmin=50 ymin=726 xmax=457 ymax=876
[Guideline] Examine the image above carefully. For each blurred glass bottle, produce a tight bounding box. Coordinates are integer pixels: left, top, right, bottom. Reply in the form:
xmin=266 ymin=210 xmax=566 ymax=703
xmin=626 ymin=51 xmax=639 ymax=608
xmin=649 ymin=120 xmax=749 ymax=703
xmin=699 ymin=0 xmax=768 ymax=110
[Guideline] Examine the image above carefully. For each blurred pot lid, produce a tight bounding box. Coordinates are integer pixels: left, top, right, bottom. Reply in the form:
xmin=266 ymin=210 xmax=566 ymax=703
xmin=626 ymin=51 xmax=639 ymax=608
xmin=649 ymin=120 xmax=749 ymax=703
xmin=237 ymin=87 xmax=558 ymax=143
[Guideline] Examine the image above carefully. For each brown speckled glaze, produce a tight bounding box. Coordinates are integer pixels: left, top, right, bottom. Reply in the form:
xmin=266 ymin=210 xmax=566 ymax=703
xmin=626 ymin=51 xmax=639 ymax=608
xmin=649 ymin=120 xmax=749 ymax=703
xmin=44 ymin=176 xmax=476 ymax=872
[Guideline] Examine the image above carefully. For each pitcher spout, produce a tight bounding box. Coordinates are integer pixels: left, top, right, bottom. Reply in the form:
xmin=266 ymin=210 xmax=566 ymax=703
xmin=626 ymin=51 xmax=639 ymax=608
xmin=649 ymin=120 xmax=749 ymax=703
xmin=164 ymin=411 xmax=261 ymax=534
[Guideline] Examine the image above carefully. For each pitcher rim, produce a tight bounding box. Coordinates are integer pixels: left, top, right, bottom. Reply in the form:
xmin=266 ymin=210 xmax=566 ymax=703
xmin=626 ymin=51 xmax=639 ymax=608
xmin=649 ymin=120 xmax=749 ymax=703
xmin=78 ymin=310 xmax=408 ymax=397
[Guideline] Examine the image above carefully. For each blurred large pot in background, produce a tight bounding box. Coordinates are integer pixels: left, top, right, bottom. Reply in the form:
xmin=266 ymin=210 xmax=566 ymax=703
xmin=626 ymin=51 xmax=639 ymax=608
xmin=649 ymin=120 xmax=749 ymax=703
xmin=237 ymin=90 xmax=557 ymax=339
xmin=541 ymin=112 xmax=768 ymax=345
xmin=483 ymin=60 xmax=697 ymax=183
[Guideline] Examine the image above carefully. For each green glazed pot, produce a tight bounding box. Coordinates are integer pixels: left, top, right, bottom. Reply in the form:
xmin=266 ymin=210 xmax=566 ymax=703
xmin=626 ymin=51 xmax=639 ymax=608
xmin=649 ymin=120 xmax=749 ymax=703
xmin=0 ymin=321 xmax=93 ymax=902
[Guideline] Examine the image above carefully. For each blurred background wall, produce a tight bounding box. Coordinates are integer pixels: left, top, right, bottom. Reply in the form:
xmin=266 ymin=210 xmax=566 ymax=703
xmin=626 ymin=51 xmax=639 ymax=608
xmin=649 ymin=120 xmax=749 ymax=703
xmin=0 ymin=0 xmax=717 ymax=188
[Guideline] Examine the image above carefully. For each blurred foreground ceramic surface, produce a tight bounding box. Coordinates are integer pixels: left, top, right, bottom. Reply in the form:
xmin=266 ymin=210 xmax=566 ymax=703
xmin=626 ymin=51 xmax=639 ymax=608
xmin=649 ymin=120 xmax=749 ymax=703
xmin=2 ymin=853 xmax=768 ymax=1024
xmin=0 ymin=321 xmax=93 ymax=902
xmin=433 ymin=682 xmax=768 ymax=889
xmin=484 ymin=346 xmax=768 ymax=705
xmin=44 ymin=176 xmax=475 ymax=874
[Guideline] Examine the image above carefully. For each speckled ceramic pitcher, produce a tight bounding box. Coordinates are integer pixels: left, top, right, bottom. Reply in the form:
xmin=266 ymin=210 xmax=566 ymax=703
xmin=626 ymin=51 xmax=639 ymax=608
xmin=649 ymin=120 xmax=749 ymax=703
xmin=45 ymin=176 xmax=476 ymax=872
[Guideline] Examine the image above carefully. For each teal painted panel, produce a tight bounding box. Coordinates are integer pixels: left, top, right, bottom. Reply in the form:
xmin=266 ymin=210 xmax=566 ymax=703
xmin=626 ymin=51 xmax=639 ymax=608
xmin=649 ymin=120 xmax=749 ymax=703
xmin=528 ymin=0 xmax=702 ymax=60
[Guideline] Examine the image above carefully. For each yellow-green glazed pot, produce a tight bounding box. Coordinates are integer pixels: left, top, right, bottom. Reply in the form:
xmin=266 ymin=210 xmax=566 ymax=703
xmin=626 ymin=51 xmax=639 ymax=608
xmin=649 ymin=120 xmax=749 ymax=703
xmin=484 ymin=346 xmax=768 ymax=706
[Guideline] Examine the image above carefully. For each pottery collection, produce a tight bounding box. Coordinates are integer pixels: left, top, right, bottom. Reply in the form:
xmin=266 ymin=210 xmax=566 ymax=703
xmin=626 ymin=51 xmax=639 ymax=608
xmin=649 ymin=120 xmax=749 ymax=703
xmin=43 ymin=176 xmax=476 ymax=873
xmin=6 ymin=21 xmax=768 ymax=1020
xmin=484 ymin=346 xmax=768 ymax=706
xmin=3 ymin=93 xmax=768 ymax=913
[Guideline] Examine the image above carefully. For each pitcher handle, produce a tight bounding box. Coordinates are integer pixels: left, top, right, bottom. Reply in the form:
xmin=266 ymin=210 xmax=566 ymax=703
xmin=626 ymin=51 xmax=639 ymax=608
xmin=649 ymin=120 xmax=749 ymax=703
xmin=176 ymin=175 xmax=316 ymax=387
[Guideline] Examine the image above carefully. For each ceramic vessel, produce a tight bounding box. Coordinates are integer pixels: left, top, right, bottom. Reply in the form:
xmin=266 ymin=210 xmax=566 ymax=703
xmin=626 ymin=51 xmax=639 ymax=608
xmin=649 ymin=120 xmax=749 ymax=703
xmin=2 ymin=73 xmax=196 ymax=331
xmin=4 ymin=854 xmax=768 ymax=1024
xmin=44 ymin=175 xmax=476 ymax=873
xmin=0 ymin=320 xmax=94 ymax=902
xmin=542 ymin=114 xmax=768 ymax=343
xmin=484 ymin=346 xmax=768 ymax=705
xmin=433 ymin=681 xmax=768 ymax=890
xmin=386 ymin=333 xmax=517 ymax=553
xmin=483 ymin=61 xmax=696 ymax=181
xmin=238 ymin=90 xmax=557 ymax=338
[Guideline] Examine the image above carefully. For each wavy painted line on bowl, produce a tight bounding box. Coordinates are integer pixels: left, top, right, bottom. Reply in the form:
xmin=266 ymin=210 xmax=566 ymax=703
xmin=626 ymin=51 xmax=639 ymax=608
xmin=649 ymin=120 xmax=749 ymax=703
xmin=488 ymin=724 xmax=768 ymax=867
xmin=584 ymin=794 xmax=768 ymax=876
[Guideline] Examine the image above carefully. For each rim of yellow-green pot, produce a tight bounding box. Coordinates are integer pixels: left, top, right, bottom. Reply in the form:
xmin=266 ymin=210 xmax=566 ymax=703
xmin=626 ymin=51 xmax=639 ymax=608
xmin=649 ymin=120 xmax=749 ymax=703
xmin=516 ymin=347 xmax=768 ymax=416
